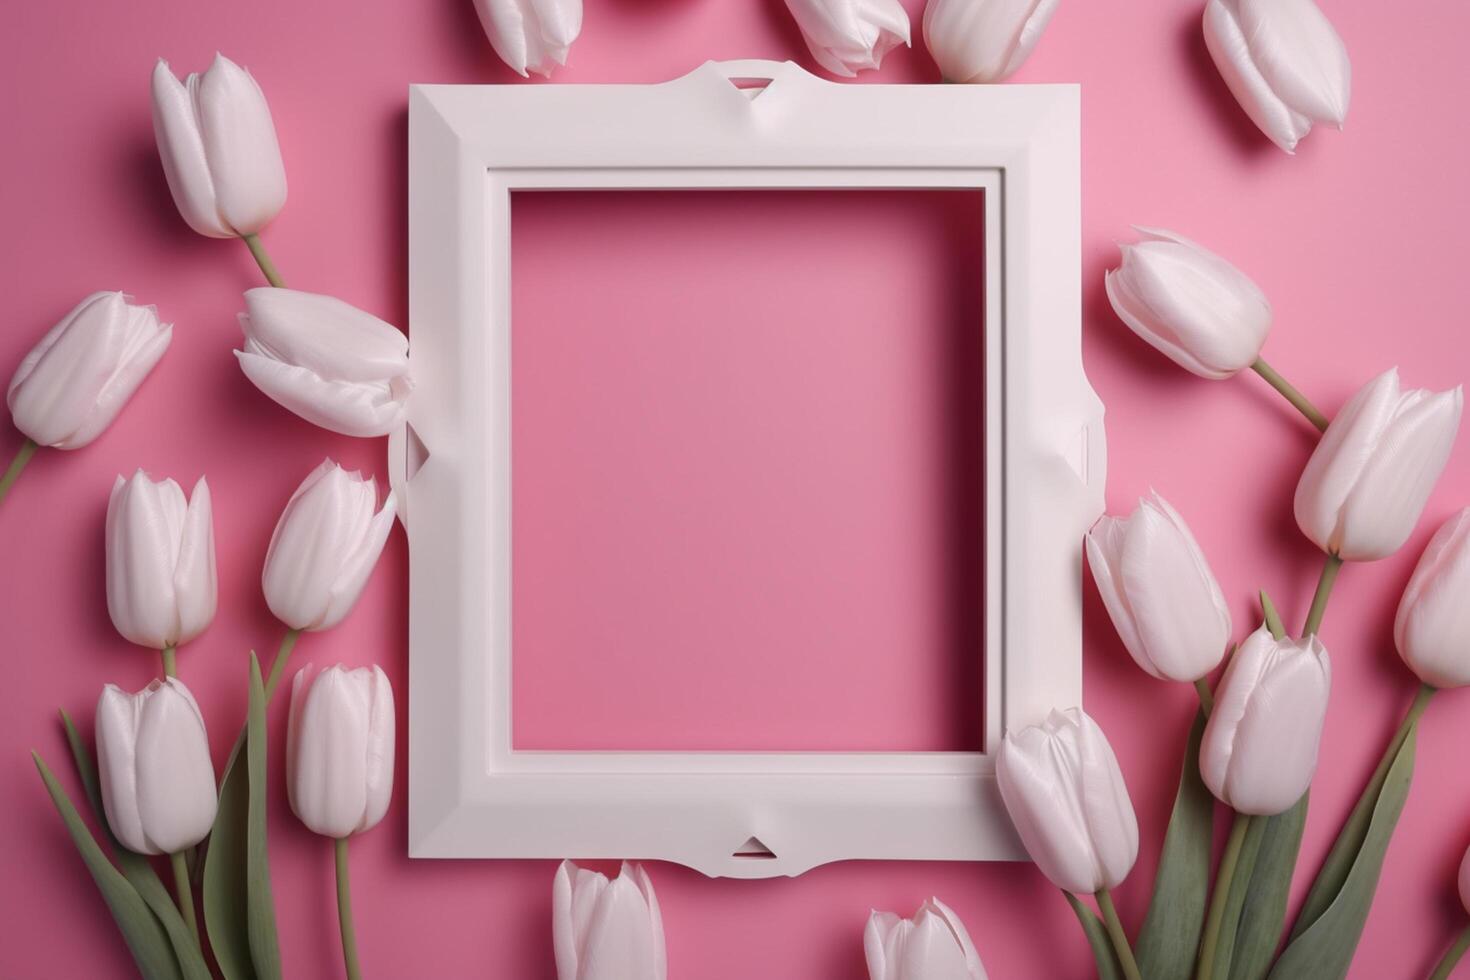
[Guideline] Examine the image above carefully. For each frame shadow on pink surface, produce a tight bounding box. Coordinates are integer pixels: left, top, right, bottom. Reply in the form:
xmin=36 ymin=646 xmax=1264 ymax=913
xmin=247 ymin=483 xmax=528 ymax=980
xmin=508 ymin=188 xmax=987 ymax=753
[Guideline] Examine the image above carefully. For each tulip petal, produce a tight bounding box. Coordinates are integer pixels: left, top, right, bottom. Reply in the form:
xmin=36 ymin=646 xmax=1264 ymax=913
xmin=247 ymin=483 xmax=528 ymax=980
xmin=900 ymin=908 xmax=975 ymax=980
xmin=106 ymin=471 xmax=190 ymax=649
xmin=173 ymin=477 xmax=218 ymax=646
xmin=66 ymin=311 xmax=173 ymax=451
xmin=553 ymin=860 xmax=583 ymax=980
xmin=318 ymin=491 xmax=397 ymax=631
xmin=926 ymin=897 xmax=987 ymax=978
xmin=240 ymin=289 xmax=410 ymax=384
xmin=1394 ymin=509 xmax=1470 ymax=688
xmin=96 ymin=684 xmax=151 ymax=854
xmin=1075 ymin=712 xmax=1140 ymax=890
xmin=1085 ymin=516 xmax=1154 ymax=675
xmin=923 ymin=0 xmax=1059 ymax=84
xmin=1236 ymin=0 xmax=1350 ymax=126
xmin=1203 ymin=0 xmax=1314 ymax=152
xmin=288 ymin=666 xmax=370 ymax=838
xmin=357 ymin=666 xmax=395 ymax=833
xmin=785 ymin=0 xmax=911 ymax=77
xmin=135 ymin=680 xmax=217 ymax=854
xmin=578 ymin=871 xmax=657 ymax=980
xmin=629 ymin=863 xmax=667 ymax=980
xmin=237 ymin=348 xmax=409 ymax=438
xmin=1335 ymin=387 xmax=1462 ymax=561
xmin=263 ymin=463 xmax=381 ymax=630
xmin=196 ymin=54 xmax=287 ymax=236
xmin=151 ymin=60 xmax=230 ymax=237
xmin=864 ymin=910 xmax=899 ymax=980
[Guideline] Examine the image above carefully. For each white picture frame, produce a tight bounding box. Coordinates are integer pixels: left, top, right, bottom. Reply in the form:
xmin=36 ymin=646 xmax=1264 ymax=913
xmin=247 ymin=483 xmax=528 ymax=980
xmin=397 ymin=60 xmax=1104 ymax=877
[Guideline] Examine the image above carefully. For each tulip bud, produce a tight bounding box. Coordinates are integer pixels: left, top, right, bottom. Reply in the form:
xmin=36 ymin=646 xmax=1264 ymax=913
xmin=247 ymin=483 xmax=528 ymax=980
xmin=1087 ymin=492 xmax=1232 ymax=682
xmin=1203 ymin=0 xmax=1351 ymax=154
xmin=262 ymin=460 xmax=396 ymax=632
xmin=8 ymin=292 xmax=171 ymax=450
xmin=1394 ymin=508 xmax=1470 ymax=688
xmin=922 ymin=0 xmax=1059 ymax=84
xmin=1294 ymin=369 xmax=1462 ymax=562
xmin=95 ymin=678 xmax=217 ymax=855
xmin=472 ymin=0 xmax=583 ymax=78
xmin=106 ymin=471 xmax=217 ymax=650
xmin=996 ymin=708 xmax=1139 ymax=894
xmin=1200 ymin=625 xmax=1331 ymax=815
xmin=236 ymin=288 xmax=412 ymax=438
xmin=1105 ymin=227 xmax=1271 ymax=380
xmin=286 ymin=664 xmax=395 ymax=838
xmin=151 ymin=54 xmax=287 ymax=238
xmin=784 ymin=0 xmax=911 ymax=77
xmin=553 ymin=860 xmax=667 ymax=980
xmin=865 ymin=897 xmax=988 ymax=980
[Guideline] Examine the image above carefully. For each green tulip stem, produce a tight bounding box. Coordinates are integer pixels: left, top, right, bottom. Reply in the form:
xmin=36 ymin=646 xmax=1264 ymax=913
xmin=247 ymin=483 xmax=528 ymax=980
xmin=1193 ymin=676 xmax=1215 ymax=716
xmin=262 ymin=629 xmax=302 ymax=701
xmin=0 ymin=438 xmax=38 ymax=505
xmin=242 ymin=233 xmax=285 ymax=288
xmin=160 ymin=645 xmax=177 ymax=679
xmin=169 ymin=850 xmax=199 ymax=943
xmin=1095 ymin=887 xmax=1142 ymax=980
xmin=1303 ymin=553 xmax=1344 ymax=638
xmin=1197 ymin=812 xmax=1251 ymax=980
xmin=335 ymin=836 xmax=364 ymax=980
xmin=1429 ymin=925 xmax=1470 ymax=980
xmin=1251 ymin=358 xmax=1330 ymax=432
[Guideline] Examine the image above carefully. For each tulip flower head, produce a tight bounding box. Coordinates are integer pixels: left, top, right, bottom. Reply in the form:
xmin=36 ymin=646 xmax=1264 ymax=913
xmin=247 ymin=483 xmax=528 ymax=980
xmin=865 ymin=897 xmax=988 ymax=980
xmin=1105 ymin=227 xmax=1271 ymax=381
xmin=922 ymin=0 xmax=1059 ymax=84
xmin=1394 ymin=508 xmax=1470 ymax=688
xmin=151 ymin=54 xmax=287 ymax=238
xmin=1203 ymin=0 xmax=1351 ymax=154
xmin=236 ymin=288 xmax=412 ymax=438
xmin=472 ymin=0 xmax=583 ymax=78
xmin=553 ymin=860 xmax=667 ymax=980
xmin=996 ymin=708 xmax=1139 ymax=895
xmin=106 ymin=470 xmax=217 ymax=650
xmin=1294 ymin=369 xmax=1462 ymax=562
xmin=95 ymin=678 xmax=217 ymax=855
xmin=262 ymin=460 xmax=396 ymax=632
xmin=784 ymin=0 xmax=912 ymax=77
xmin=1087 ymin=491 xmax=1232 ymax=683
xmin=7 ymin=292 xmax=171 ymax=450
xmin=287 ymin=664 xmax=395 ymax=839
xmin=1200 ymin=625 xmax=1331 ymax=815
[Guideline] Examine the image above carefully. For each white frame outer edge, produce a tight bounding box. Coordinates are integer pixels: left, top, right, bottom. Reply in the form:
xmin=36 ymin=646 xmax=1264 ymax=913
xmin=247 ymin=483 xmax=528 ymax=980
xmin=398 ymin=60 xmax=1104 ymax=878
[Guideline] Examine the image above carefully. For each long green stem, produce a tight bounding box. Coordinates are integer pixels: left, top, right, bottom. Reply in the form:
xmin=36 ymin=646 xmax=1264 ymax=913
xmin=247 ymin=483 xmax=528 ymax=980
xmin=335 ymin=836 xmax=363 ymax=980
xmin=1095 ymin=887 xmax=1142 ymax=980
xmin=1198 ymin=813 xmax=1251 ymax=980
xmin=262 ymin=629 xmax=302 ymax=701
xmin=1252 ymin=359 xmax=1330 ymax=432
xmin=169 ymin=850 xmax=199 ymax=943
xmin=1303 ymin=554 xmax=1344 ymax=637
xmin=1429 ymin=925 xmax=1470 ymax=980
xmin=160 ymin=645 xmax=178 ymax=679
xmin=0 ymin=438 xmax=38 ymax=505
xmin=1193 ymin=676 xmax=1215 ymax=716
xmin=242 ymin=233 xmax=285 ymax=288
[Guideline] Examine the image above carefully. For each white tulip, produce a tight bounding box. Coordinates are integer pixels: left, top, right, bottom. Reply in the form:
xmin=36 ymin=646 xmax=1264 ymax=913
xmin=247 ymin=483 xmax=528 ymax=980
xmin=286 ymin=664 xmax=395 ymax=838
xmin=472 ymin=0 xmax=583 ymax=78
xmin=1202 ymin=0 xmax=1351 ymax=154
xmin=95 ymin=679 xmax=217 ymax=855
xmin=553 ymin=860 xmax=666 ymax=980
xmin=262 ymin=460 xmax=396 ymax=632
xmin=106 ymin=471 xmax=217 ymax=650
xmin=236 ymin=288 xmax=411 ymax=438
xmin=996 ymin=708 xmax=1138 ymax=895
xmin=922 ymin=0 xmax=1059 ymax=84
xmin=1294 ymin=369 xmax=1462 ymax=562
xmin=151 ymin=54 xmax=287 ymax=238
xmin=865 ymin=897 xmax=988 ymax=980
xmin=784 ymin=0 xmax=911 ymax=77
xmin=8 ymin=292 xmax=171 ymax=450
xmin=1200 ymin=625 xmax=1331 ymax=815
xmin=1105 ymin=227 xmax=1271 ymax=381
xmin=1087 ymin=492 xmax=1232 ymax=683
xmin=1394 ymin=508 xmax=1470 ymax=689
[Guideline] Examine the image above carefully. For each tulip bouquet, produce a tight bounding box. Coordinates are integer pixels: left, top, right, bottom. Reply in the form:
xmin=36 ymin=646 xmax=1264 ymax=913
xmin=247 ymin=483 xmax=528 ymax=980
xmin=986 ymin=222 xmax=1466 ymax=980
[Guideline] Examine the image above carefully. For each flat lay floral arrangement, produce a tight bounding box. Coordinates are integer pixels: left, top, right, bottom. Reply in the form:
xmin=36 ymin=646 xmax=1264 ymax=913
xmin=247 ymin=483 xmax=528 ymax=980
xmin=6 ymin=0 xmax=1470 ymax=978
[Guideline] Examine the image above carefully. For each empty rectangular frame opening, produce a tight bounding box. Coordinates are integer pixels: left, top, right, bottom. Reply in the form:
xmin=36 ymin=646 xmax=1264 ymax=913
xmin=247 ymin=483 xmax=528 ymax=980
xmin=508 ymin=189 xmax=986 ymax=752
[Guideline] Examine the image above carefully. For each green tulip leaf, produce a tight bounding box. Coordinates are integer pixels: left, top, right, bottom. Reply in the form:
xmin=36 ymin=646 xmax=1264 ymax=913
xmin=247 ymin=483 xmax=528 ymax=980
xmin=247 ymin=652 xmax=283 ymax=980
xmin=203 ymin=727 xmax=256 ymax=980
xmin=33 ymin=751 xmax=183 ymax=980
xmin=1064 ymin=890 xmax=1124 ymax=980
xmin=1227 ymin=794 xmax=1308 ymax=980
xmin=60 ymin=710 xmax=212 ymax=980
xmin=1136 ymin=707 xmax=1215 ymax=980
xmin=1266 ymin=725 xmax=1419 ymax=979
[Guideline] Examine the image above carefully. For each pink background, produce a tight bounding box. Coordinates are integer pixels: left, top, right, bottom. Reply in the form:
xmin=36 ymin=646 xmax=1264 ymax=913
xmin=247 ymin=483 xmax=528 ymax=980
xmin=2 ymin=1 xmax=1469 ymax=978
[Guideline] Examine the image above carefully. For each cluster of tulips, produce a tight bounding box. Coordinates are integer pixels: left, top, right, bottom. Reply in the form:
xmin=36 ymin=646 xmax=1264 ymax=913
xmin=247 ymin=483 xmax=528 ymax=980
xmin=9 ymin=49 xmax=406 ymax=980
